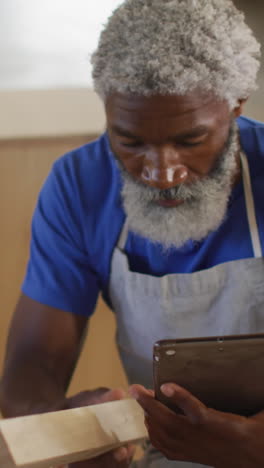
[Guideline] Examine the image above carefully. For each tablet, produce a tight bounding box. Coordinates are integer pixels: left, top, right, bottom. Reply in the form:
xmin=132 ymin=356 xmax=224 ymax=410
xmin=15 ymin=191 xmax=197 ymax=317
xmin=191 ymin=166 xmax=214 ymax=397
xmin=153 ymin=333 xmax=264 ymax=416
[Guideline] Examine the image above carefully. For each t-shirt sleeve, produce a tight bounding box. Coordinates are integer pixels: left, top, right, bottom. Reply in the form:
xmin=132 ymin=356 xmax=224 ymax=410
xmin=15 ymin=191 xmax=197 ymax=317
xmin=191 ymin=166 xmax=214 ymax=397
xmin=22 ymin=158 xmax=99 ymax=317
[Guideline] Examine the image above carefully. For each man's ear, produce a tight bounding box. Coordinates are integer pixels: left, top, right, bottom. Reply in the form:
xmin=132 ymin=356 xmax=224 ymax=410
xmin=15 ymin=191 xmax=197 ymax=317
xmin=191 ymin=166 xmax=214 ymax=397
xmin=233 ymin=98 xmax=248 ymax=118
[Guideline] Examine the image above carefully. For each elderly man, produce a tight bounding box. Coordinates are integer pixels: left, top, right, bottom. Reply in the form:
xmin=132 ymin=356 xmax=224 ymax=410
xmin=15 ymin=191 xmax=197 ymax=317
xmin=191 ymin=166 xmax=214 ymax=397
xmin=0 ymin=0 xmax=263 ymax=467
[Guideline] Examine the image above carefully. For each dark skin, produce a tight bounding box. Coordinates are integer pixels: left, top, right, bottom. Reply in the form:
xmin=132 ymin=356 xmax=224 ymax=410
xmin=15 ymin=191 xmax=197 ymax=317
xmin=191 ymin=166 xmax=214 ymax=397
xmin=105 ymin=91 xmax=243 ymax=194
xmin=129 ymin=383 xmax=264 ymax=467
xmin=0 ymin=295 xmax=134 ymax=467
xmin=0 ymin=91 xmax=247 ymax=466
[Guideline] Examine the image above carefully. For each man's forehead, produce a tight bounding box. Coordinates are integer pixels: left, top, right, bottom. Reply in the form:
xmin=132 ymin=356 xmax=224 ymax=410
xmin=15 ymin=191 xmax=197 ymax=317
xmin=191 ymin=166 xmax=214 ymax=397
xmin=105 ymin=91 xmax=230 ymax=137
xmin=111 ymin=123 xmax=210 ymax=139
xmin=105 ymin=91 xmax=228 ymax=117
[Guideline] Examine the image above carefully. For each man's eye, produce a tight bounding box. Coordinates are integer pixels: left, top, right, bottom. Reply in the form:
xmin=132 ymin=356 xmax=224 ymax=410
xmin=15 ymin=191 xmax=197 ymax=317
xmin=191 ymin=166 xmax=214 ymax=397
xmin=121 ymin=141 xmax=142 ymax=148
xmin=181 ymin=139 xmax=205 ymax=147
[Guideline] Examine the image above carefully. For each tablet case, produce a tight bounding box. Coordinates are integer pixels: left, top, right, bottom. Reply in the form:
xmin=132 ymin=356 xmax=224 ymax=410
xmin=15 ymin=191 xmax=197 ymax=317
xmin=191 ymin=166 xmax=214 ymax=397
xmin=153 ymin=334 xmax=264 ymax=416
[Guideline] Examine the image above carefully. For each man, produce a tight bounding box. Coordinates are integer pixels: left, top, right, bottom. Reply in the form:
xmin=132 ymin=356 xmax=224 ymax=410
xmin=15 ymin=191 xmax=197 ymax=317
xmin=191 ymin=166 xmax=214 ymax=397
xmin=0 ymin=0 xmax=263 ymax=466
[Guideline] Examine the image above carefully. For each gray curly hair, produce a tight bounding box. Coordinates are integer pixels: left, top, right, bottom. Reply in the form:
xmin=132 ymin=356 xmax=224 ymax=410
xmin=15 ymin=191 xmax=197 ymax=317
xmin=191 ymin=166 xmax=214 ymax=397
xmin=91 ymin=0 xmax=261 ymax=108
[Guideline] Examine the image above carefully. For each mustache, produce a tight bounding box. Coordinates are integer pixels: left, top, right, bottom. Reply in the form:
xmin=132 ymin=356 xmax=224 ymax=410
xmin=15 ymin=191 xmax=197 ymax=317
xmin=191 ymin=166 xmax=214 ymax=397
xmin=143 ymin=184 xmax=194 ymax=201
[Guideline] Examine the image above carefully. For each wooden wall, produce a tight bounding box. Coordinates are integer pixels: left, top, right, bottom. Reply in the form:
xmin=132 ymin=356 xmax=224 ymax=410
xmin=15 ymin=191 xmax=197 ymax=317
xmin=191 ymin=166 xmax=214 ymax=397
xmin=0 ymin=136 xmax=127 ymax=397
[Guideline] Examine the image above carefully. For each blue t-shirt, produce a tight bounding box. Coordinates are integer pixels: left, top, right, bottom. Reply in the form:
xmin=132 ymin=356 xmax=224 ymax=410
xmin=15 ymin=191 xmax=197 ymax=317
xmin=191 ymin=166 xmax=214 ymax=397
xmin=22 ymin=116 xmax=264 ymax=317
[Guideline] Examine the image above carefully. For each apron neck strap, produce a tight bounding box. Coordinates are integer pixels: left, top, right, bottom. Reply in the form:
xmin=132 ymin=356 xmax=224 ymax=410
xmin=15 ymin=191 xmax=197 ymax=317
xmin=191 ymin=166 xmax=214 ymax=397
xmin=240 ymin=151 xmax=262 ymax=258
xmin=117 ymin=217 xmax=130 ymax=250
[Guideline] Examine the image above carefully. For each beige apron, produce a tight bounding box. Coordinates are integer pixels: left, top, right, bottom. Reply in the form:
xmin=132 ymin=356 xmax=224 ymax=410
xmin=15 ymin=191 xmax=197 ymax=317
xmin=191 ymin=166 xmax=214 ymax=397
xmin=109 ymin=152 xmax=264 ymax=467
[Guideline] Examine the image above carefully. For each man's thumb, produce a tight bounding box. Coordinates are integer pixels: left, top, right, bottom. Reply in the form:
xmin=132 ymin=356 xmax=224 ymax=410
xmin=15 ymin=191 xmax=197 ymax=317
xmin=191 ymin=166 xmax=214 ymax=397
xmin=161 ymin=383 xmax=207 ymax=424
xmin=100 ymin=388 xmax=127 ymax=403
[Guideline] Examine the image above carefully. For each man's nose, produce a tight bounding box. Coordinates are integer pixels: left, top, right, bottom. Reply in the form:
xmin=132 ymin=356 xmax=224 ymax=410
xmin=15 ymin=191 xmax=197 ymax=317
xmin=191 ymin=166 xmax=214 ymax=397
xmin=140 ymin=146 xmax=189 ymax=189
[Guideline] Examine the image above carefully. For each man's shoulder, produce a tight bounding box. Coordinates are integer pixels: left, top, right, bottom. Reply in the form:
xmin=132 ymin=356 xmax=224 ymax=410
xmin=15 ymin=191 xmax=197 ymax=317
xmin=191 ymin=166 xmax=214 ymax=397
xmin=54 ymin=132 xmax=117 ymax=178
xmin=237 ymin=115 xmax=264 ymax=143
xmin=48 ymin=132 xmax=121 ymax=203
xmin=237 ymin=115 xmax=264 ymax=131
xmin=237 ymin=116 xmax=264 ymax=165
xmin=39 ymin=132 xmax=123 ymax=226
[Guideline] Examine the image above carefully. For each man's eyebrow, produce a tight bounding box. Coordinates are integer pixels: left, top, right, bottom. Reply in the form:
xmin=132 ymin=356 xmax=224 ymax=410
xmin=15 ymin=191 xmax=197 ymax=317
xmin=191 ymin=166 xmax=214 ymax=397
xmin=176 ymin=126 xmax=209 ymax=139
xmin=111 ymin=125 xmax=141 ymax=139
xmin=111 ymin=124 xmax=209 ymax=139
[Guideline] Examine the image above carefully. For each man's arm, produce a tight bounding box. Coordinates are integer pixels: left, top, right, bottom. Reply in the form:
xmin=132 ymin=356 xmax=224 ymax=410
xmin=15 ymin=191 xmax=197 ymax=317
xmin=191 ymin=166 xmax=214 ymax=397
xmin=0 ymin=293 xmax=88 ymax=417
xmin=0 ymin=294 xmax=135 ymax=467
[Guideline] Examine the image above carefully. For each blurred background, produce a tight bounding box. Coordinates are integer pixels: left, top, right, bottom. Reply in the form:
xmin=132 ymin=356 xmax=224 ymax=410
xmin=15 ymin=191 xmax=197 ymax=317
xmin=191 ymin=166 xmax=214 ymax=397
xmin=0 ymin=0 xmax=263 ymax=397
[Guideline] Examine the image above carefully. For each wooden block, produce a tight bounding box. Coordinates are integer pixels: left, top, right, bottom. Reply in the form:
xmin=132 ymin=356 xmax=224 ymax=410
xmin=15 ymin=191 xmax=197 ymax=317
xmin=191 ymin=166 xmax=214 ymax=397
xmin=0 ymin=399 xmax=147 ymax=467
xmin=0 ymin=431 xmax=16 ymax=467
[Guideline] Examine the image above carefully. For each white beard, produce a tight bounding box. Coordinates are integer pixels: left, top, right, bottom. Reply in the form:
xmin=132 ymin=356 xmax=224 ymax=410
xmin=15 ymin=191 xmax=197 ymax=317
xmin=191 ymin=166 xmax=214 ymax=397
xmin=119 ymin=120 xmax=240 ymax=249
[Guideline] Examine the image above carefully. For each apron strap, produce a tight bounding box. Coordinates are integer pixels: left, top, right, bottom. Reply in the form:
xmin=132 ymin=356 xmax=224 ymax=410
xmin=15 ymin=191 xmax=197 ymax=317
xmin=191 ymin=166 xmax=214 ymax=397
xmin=117 ymin=217 xmax=130 ymax=250
xmin=240 ymin=151 xmax=262 ymax=258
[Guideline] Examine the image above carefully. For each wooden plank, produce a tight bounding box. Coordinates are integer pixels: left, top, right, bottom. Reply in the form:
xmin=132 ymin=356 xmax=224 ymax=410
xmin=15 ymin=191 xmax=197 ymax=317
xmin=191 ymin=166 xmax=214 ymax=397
xmin=0 ymin=399 xmax=147 ymax=467
xmin=0 ymin=431 xmax=15 ymax=467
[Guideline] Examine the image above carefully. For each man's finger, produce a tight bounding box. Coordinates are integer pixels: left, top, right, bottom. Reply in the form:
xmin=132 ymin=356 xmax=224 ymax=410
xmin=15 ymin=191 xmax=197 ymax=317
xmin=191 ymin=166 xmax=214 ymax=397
xmin=129 ymin=384 xmax=163 ymax=412
xmin=129 ymin=384 xmax=184 ymax=426
xmin=161 ymin=383 xmax=249 ymax=438
xmin=113 ymin=443 xmax=135 ymax=462
xmin=161 ymin=383 xmax=207 ymax=424
xmin=69 ymin=446 xmax=131 ymax=467
xmin=99 ymin=388 xmax=127 ymax=403
xmin=113 ymin=447 xmax=129 ymax=462
xmin=161 ymin=383 xmax=251 ymax=443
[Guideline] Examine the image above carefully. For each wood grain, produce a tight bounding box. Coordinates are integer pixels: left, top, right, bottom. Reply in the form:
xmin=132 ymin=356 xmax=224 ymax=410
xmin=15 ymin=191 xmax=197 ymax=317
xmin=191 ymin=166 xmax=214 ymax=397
xmin=0 ymin=399 xmax=147 ymax=467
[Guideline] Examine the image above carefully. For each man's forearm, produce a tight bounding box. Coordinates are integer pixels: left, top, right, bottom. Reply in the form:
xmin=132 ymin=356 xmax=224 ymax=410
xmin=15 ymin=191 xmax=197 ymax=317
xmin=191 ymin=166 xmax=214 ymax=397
xmin=0 ymin=360 xmax=67 ymax=418
xmin=0 ymin=296 xmax=87 ymax=418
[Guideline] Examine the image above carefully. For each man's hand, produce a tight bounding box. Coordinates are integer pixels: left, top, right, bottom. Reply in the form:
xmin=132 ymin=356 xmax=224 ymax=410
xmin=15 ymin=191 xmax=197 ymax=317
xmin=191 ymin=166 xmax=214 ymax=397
xmin=0 ymin=296 xmax=135 ymax=467
xmin=65 ymin=387 xmax=135 ymax=468
xmin=129 ymin=383 xmax=264 ymax=468
xmin=0 ymin=297 xmax=135 ymax=467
